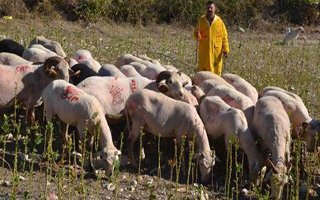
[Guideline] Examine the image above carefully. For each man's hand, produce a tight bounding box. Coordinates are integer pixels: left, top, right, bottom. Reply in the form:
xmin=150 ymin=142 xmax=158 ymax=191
xmin=223 ymin=52 xmax=228 ymax=58
xmin=196 ymin=31 xmax=201 ymax=40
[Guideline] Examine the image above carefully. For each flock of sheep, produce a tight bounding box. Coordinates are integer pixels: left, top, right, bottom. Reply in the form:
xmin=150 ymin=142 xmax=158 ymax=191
xmin=0 ymin=35 xmax=319 ymax=199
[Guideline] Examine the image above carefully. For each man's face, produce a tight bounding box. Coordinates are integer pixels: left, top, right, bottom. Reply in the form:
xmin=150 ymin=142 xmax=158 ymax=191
xmin=206 ymin=3 xmax=216 ymax=18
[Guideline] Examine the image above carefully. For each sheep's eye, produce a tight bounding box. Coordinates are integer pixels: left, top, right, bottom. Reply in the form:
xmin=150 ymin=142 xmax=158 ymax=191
xmin=167 ymin=79 xmax=173 ymax=84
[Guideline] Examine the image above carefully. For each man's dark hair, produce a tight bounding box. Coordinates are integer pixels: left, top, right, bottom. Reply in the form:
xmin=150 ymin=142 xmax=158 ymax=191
xmin=206 ymin=1 xmax=214 ymax=5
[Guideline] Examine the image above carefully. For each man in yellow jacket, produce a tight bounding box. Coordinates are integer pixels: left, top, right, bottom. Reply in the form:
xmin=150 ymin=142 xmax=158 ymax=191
xmin=194 ymin=1 xmax=229 ymax=76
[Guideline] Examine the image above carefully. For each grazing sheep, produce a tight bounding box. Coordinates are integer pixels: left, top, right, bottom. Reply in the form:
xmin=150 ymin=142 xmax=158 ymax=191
xmin=98 ymin=64 xmax=127 ymax=78
xmin=282 ymin=27 xmax=305 ymax=45
xmin=114 ymin=53 xmax=145 ymax=67
xmin=42 ymin=80 xmax=121 ymax=176
xmin=192 ymin=71 xmax=232 ymax=87
xmin=22 ymin=45 xmax=58 ymax=63
xmin=200 ymin=79 xmax=234 ymax=94
xmin=193 ymin=83 xmax=255 ymax=129
xmin=198 ymin=94 xmax=262 ymax=183
xmin=77 ymin=71 xmax=187 ymax=117
xmin=0 ymin=52 xmax=32 ymax=65
xmin=118 ymin=64 xmax=143 ymax=77
xmin=125 ymin=89 xmax=214 ymax=183
xmin=70 ymin=63 xmax=98 ymax=85
xmin=29 ymin=35 xmax=66 ymax=57
xmin=0 ymin=56 xmax=71 ymax=124
xmin=136 ymin=54 xmax=162 ymax=66
xmin=73 ymin=50 xmax=101 ymax=73
xmin=252 ymin=96 xmax=291 ymax=200
xmin=222 ymin=73 xmax=258 ymax=104
xmin=260 ymin=86 xmax=320 ymax=151
xmin=0 ymin=38 xmax=25 ymax=56
xmin=115 ymin=53 xmax=166 ymax=80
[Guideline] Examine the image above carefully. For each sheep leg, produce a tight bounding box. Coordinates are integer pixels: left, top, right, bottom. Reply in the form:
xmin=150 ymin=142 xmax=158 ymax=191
xmin=77 ymin=125 xmax=96 ymax=175
xmin=128 ymin=122 xmax=142 ymax=168
xmin=175 ymin=137 xmax=187 ymax=178
xmin=26 ymin=107 xmax=35 ymax=125
xmin=88 ymin=135 xmax=96 ymax=173
xmin=59 ymin=122 xmax=69 ymax=164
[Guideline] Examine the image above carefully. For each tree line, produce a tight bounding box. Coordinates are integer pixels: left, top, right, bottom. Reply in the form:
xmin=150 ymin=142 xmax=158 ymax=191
xmin=0 ymin=0 xmax=319 ymax=27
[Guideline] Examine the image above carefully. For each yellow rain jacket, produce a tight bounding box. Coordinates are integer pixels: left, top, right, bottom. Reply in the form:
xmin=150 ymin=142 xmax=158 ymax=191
xmin=194 ymin=15 xmax=229 ymax=75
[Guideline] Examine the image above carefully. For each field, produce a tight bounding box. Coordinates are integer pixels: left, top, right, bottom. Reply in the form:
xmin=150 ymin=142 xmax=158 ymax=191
xmin=0 ymin=17 xmax=319 ymax=199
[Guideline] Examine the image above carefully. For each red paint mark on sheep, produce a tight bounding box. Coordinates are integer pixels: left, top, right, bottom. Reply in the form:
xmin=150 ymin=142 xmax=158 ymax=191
xmin=130 ymin=79 xmax=138 ymax=92
xmin=16 ymin=65 xmax=29 ymax=73
xmin=222 ymin=96 xmax=234 ymax=104
xmin=61 ymin=85 xmax=82 ymax=102
xmin=109 ymin=85 xmax=124 ymax=105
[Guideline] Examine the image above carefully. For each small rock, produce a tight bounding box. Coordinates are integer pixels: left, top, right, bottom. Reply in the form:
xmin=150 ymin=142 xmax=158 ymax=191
xmin=176 ymin=187 xmax=186 ymax=193
xmin=137 ymin=176 xmax=143 ymax=182
xmin=2 ymin=181 xmax=11 ymax=187
xmin=241 ymin=188 xmax=249 ymax=196
xmin=101 ymin=182 xmax=108 ymax=188
xmin=107 ymin=183 xmax=116 ymax=191
xmin=18 ymin=176 xmax=25 ymax=181
xmin=238 ymin=27 xmax=245 ymax=33
xmin=7 ymin=133 xmax=13 ymax=140
xmin=147 ymin=178 xmax=153 ymax=185
xmin=129 ymin=186 xmax=135 ymax=192
xmin=131 ymin=179 xmax=137 ymax=187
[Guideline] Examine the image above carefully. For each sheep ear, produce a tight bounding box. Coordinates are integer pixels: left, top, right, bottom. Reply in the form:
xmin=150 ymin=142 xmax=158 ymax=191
xmin=70 ymin=70 xmax=81 ymax=78
xmin=182 ymin=81 xmax=188 ymax=87
xmin=45 ymin=65 xmax=58 ymax=78
xmin=68 ymin=68 xmax=75 ymax=76
xmin=157 ymin=80 xmax=169 ymax=93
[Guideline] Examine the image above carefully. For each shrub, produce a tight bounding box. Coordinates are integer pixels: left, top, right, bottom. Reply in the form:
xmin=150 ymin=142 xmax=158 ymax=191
xmin=0 ymin=0 xmax=28 ymax=18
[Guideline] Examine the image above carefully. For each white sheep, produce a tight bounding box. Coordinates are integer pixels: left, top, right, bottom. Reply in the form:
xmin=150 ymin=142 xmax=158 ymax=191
xmin=0 ymin=56 xmax=71 ymax=124
xmin=222 ymin=73 xmax=258 ymax=104
xmin=29 ymin=35 xmax=66 ymax=57
xmin=118 ymin=64 xmax=143 ymax=77
xmin=192 ymin=71 xmax=232 ymax=87
xmin=77 ymin=71 xmax=188 ymax=117
xmin=193 ymin=83 xmax=255 ymax=129
xmin=73 ymin=49 xmax=101 ymax=73
xmin=22 ymin=45 xmax=58 ymax=63
xmin=198 ymin=94 xmax=262 ymax=183
xmin=260 ymin=86 xmax=320 ymax=151
xmin=252 ymin=96 xmax=291 ymax=199
xmin=0 ymin=52 xmax=32 ymax=65
xmin=125 ymin=89 xmax=214 ymax=183
xmin=42 ymin=79 xmax=121 ymax=176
